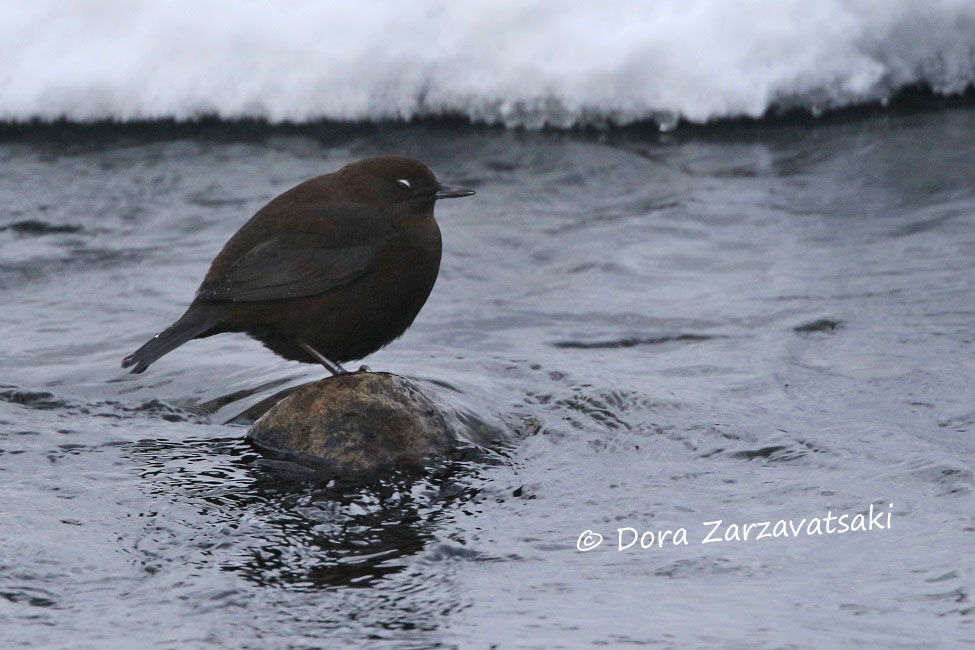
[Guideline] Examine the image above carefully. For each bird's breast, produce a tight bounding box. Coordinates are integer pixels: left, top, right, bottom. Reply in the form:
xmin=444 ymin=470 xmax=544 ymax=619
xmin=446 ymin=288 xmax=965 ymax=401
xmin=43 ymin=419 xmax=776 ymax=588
xmin=385 ymin=218 xmax=441 ymax=296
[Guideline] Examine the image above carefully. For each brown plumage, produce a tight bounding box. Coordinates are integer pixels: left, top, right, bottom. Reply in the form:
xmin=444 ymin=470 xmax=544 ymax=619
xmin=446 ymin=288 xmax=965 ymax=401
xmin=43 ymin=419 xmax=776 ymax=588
xmin=122 ymin=156 xmax=474 ymax=374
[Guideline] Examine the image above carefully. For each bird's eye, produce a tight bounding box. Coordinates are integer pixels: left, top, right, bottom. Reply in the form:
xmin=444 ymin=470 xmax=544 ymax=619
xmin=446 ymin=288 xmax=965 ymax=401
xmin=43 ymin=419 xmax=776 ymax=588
xmin=396 ymin=179 xmax=411 ymax=190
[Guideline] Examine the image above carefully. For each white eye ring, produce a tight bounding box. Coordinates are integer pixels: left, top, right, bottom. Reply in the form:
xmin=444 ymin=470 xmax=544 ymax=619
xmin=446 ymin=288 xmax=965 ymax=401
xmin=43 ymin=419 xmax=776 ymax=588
xmin=396 ymin=178 xmax=411 ymax=189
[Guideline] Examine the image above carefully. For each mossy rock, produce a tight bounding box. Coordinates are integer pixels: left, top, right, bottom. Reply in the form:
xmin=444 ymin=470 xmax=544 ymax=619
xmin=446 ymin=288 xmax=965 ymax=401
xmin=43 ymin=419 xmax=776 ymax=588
xmin=247 ymin=371 xmax=498 ymax=475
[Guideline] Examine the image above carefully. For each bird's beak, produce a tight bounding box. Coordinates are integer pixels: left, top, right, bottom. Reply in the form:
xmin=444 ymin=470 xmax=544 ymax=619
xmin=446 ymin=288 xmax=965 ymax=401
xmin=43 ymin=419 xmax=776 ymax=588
xmin=435 ymin=185 xmax=475 ymax=200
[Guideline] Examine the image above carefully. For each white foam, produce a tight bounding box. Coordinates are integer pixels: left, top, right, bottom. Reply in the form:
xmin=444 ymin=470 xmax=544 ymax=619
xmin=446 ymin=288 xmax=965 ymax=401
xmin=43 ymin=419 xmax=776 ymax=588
xmin=2 ymin=0 xmax=973 ymax=127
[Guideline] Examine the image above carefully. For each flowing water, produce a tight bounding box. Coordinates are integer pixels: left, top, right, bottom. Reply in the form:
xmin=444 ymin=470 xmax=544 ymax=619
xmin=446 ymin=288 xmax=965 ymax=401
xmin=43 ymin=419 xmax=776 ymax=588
xmin=1 ymin=109 xmax=974 ymax=647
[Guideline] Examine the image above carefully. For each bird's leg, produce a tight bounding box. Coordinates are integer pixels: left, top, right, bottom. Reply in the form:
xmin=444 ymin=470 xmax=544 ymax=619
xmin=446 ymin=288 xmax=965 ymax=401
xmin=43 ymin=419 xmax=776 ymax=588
xmin=297 ymin=339 xmax=347 ymax=376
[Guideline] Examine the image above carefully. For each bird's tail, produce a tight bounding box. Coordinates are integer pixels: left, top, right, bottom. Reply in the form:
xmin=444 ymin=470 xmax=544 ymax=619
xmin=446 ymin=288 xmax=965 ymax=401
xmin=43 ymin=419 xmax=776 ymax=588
xmin=122 ymin=307 xmax=218 ymax=374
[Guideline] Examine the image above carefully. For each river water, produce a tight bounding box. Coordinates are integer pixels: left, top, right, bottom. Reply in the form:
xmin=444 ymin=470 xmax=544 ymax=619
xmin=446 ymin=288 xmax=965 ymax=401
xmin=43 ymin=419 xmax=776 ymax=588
xmin=1 ymin=109 xmax=973 ymax=647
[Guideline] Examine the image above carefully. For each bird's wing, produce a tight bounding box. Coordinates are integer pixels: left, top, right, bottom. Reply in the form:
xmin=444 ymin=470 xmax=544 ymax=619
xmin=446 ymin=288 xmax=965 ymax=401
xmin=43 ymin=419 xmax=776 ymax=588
xmin=194 ymin=205 xmax=396 ymax=303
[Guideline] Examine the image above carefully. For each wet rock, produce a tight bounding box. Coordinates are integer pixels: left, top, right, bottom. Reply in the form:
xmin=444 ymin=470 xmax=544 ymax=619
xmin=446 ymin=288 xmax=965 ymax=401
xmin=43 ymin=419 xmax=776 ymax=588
xmin=247 ymin=371 xmax=498 ymax=475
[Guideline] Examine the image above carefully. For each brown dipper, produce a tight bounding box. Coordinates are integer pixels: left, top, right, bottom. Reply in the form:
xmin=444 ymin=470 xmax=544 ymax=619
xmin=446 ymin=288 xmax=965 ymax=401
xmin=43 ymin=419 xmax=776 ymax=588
xmin=122 ymin=156 xmax=474 ymax=374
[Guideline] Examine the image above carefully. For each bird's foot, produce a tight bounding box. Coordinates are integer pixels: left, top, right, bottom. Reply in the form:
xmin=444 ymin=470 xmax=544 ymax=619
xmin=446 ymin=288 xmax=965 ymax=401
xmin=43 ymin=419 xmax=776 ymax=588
xmin=296 ymin=338 xmax=347 ymax=376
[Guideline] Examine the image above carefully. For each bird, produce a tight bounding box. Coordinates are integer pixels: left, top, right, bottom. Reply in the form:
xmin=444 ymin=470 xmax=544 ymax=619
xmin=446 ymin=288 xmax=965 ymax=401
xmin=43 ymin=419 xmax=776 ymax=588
xmin=122 ymin=155 xmax=474 ymax=375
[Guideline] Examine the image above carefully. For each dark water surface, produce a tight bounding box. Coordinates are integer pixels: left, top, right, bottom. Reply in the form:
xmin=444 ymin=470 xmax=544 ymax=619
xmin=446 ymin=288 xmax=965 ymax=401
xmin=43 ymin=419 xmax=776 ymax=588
xmin=1 ymin=110 xmax=973 ymax=647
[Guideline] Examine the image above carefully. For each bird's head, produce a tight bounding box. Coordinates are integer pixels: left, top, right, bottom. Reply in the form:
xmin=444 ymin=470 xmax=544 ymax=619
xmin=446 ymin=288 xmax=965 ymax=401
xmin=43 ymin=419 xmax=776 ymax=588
xmin=340 ymin=156 xmax=474 ymax=215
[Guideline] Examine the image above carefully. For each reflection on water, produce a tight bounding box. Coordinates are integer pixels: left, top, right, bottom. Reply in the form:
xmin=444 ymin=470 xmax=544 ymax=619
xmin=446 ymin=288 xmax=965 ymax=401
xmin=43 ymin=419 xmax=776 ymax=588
xmin=1 ymin=110 xmax=974 ymax=646
xmin=124 ymin=435 xmax=485 ymax=590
